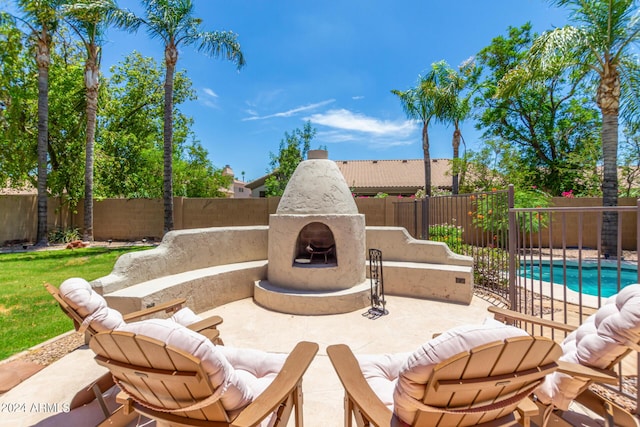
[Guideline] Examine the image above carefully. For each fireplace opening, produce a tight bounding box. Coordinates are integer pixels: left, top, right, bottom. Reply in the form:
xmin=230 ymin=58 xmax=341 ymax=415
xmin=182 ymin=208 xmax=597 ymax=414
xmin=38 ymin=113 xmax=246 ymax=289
xmin=293 ymin=222 xmax=337 ymax=266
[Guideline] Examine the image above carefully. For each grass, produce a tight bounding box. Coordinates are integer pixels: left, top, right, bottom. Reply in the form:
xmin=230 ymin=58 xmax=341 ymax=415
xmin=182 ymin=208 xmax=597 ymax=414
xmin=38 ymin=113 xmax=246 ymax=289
xmin=0 ymin=246 xmax=152 ymax=360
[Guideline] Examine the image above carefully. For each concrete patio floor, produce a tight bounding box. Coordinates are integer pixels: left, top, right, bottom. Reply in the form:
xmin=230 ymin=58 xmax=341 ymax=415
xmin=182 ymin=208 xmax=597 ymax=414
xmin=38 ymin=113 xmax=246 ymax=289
xmin=0 ymin=294 xmax=604 ymax=427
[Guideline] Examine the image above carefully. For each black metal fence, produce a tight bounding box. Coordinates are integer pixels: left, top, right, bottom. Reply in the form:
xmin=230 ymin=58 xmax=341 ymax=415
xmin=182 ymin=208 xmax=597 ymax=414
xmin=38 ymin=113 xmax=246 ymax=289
xmin=394 ymin=187 xmax=512 ymax=301
xmin=509 ymin=203 xmax=640 ymax=409
xmin=394 ymin=191 xmax=640 ymax=410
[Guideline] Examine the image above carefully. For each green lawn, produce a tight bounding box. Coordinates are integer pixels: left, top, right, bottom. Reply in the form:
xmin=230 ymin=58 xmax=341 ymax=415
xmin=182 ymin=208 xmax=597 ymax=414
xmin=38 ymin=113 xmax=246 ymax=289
xmin=0 ymin=246 xmax=152 ymax=360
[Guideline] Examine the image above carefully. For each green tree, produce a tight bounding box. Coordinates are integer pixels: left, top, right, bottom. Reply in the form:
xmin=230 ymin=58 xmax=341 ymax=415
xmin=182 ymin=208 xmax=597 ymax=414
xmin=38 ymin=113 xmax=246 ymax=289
xmin=175 ymin=142 xmax=232 ymax=197
xmin=476 ymin=23 xmax=602 ymax=197
xmin=499 ymin=1 xmax=640 ymax=257
xmin=97 ymin=51 xmax=227 ymax=199
xmin=0 ymin=20 xmax=88 ymax=208
xmin=430 ymin=59 xmax=479 ymax=194
xmin=45 ymin=32 xmax=85 ymax=208
xmin=265 ymin=121 xmax=316 ymax=197
xmin=392 ymin=73 xmax=438 ymax=196
xmin=619 ymin=124 xmax=640 ymax=197
xmin=61 ymin=0 xmax=123 ymax=241
xmin=96 ymin=52 xmax=164 ymax=198
xmin=0 ymin=19 xmax=37 ymax=189
xmin=124 ymin=0 xmax=245 ymax=234
xmin=4 ymin=0 xmax=63 ymax=245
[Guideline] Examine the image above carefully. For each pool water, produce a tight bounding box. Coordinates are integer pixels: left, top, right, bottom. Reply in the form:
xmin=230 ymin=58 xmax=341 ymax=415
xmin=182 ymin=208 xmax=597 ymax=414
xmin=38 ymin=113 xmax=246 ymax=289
xmin=519 ymin=260 xmax=638 ymax=297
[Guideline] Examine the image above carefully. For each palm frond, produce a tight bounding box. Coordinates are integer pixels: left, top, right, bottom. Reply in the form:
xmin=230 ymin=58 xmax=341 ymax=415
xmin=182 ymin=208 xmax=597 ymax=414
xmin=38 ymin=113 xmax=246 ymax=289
xmin=391 ymin=88 xmax=420 ymax=120
xmin=619 ymin=54 xmax=640 ymax=124
xmin=109 ymin=8 xmax=142 ymax=34
xmin=194 ymin=30 xmax=245 ymax=69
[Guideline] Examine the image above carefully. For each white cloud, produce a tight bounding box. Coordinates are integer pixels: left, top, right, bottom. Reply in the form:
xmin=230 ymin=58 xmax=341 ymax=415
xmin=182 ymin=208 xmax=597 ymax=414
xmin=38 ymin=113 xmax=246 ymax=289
xmin=242 ymin=99 xmax=336 ymax=121
xmin=199 ymin=87 xmax=220 ymax=109
xmin=306 ymin=109 xmax=415 ymax=136
xmin=202 ymin=88 xmax=218 ymax=98
xmin=352 ymin=95 xmax=364 ymax=100
xmin=309 ymin=109 xmax=417 ymax=149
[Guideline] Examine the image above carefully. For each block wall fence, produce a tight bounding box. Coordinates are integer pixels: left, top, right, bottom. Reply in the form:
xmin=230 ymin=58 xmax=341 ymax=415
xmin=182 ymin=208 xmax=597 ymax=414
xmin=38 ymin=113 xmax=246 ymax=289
xmin=0 ymin=195 xmax=637 ymax=250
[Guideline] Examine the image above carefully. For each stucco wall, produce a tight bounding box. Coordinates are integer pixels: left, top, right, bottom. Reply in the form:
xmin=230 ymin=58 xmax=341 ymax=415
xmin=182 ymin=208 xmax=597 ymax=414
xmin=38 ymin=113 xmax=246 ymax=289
xmin=1 ymin=195 xmax=638 ymax=250
xmin=365 ymin=226 xmax=473 ymax=266
xmin=92 ymin=226 xmax=269 ymax=294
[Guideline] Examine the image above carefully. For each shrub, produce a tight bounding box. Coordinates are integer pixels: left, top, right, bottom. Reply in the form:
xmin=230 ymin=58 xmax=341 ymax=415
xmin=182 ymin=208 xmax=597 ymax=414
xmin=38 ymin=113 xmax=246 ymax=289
xmin=429 ymin=222 xmax=464 ymax=254
xmin=47 ymin=227 xmax=81 ymax=243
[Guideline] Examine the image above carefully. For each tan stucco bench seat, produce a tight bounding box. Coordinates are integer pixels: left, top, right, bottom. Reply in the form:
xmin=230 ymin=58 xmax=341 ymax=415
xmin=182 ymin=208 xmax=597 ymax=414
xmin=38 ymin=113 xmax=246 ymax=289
xmin=367 ymin=260 xmax=474 ymax=304
xmin=104 ymin=260 xmax=268 ymax=316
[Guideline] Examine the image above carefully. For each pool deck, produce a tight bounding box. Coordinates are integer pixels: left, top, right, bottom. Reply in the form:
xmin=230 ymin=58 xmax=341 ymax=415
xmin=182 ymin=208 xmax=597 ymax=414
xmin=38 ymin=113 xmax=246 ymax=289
xmin=0 ymin=294 xmax=606 ymax=427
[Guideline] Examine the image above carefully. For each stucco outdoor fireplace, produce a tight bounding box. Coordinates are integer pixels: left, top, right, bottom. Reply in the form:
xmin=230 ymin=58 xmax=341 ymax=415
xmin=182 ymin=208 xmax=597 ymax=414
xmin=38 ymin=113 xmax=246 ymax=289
xmin=254 ymin=149 xmax=371 ymax=314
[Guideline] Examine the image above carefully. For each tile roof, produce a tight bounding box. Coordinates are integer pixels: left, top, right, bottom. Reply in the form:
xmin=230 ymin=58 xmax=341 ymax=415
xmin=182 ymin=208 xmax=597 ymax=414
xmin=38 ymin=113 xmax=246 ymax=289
xmin=244 ymin=158 xmax=454 ymax=193
xmin=335 ymin=159 xmax=452 ymax=191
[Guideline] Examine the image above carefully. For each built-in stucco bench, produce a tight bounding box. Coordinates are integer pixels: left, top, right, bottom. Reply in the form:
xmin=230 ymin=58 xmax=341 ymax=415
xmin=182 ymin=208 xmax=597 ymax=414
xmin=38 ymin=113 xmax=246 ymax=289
xmin=104 ymin=260 xmax=268 ymax=315
xmin=365 ymin=227 xmax=474 ymax=304
xmin=372 ymin=261 xmax=473 ymax=304
xmin=91 ymin=227 xmax=270 ymax=315
xmin=91 ymin=225 xmax=475 ymax=317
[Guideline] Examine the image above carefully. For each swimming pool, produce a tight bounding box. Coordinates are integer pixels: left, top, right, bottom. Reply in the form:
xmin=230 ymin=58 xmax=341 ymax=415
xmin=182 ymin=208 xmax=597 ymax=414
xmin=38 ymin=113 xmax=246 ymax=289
xmin=519 ymin=259 xmax=639 ymax=297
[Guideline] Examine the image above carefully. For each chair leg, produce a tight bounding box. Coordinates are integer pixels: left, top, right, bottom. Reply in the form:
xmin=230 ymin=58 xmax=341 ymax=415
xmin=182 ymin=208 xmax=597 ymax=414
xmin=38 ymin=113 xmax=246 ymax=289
xmin=294 ymin=384 xmax=304 ymax=427
xmin=344 ymin=394 xmax=352 ymax=427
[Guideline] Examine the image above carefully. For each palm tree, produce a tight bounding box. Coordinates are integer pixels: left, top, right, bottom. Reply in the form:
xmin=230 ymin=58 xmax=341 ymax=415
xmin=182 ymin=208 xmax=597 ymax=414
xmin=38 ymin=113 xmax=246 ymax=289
xmin=431 ymin=59 xmax=478 ymax=194
xmin=392 ymin=74 xmax=438 ymax=196
xmin=124 ymin=0 xmax=245 ymax=234
xmin=502 ymin=0 xmax=640 ymax=258
xmin=62 ymin=0 xmax=122 ymax=242
xmin=3 ymin=1 xmax=63 ymax=245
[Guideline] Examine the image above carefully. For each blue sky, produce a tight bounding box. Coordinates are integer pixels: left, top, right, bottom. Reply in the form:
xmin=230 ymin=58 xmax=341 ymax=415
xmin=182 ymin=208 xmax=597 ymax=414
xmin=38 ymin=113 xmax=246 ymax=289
xmin=10 ymin=0 xmax=570 ymax=182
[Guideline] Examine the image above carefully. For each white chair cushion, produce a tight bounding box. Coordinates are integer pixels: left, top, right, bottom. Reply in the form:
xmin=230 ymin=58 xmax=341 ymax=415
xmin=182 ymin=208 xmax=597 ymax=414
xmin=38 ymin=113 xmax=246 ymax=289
xmin=536 ymin=284 xmax=640 ymax=410
xmin=170 ymin=306 xmax=203 ymax=326
xmin=393 ymin=320 xmax=528 ymax=424
xmin=351 ymin=320 xmax=528 ymax=425
xmin=59 ymin=277 xmax=205 ymax=333
xmin=355 ymin=352 xmax=411 ymax=411
xmin=59 ymin=277 xmax=125 ymax=332
xmin=117 ymin=319 xmax=254 ymax=412
xmin=217 ymin=346 xmax=287 ymax=406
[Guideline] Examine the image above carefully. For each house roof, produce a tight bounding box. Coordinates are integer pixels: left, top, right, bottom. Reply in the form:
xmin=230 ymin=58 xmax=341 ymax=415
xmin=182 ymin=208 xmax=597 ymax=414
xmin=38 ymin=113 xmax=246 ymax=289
xmin=245 ymin=158 xmax=453 ymax=192
xmin=335 ymin=159 xmax=452 ymax=192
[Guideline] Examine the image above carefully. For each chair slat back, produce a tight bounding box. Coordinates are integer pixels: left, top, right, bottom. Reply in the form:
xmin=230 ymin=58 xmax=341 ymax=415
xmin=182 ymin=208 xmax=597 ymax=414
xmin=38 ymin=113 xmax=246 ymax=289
xmin=415 ymin=336 xmax=561 ymax=427
xmin=90 ymin=330 xmax=229 ymax=422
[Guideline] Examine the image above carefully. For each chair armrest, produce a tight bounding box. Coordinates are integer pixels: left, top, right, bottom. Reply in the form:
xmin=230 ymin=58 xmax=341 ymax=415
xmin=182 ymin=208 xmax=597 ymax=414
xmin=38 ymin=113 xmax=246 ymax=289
xmin=488 ymin=306 xmax=577 ymax=333
xmin=187 ymin=315 xmax=224 ymax=344
xmin=231 ymin=341 xmax=319 ymax=427
xmin=186 ymin=315 xmax=223 ymax=332
xmin=556 ymin=360 xmax=619 ymax=385
xmin=122 ymin=298 xmax=186 ymax=322
xmin=327 ymin=344 xmax=394 ymax=426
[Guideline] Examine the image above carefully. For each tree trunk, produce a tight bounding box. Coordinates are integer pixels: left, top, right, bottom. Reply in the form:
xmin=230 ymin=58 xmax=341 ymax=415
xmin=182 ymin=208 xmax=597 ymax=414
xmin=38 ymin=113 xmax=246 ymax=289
xmin=163 ymin=44 xmax=177 ymax=234
xmin=36 ymin=35 xmax=50 ymax=246
xmin=598 ymin=67 xmax=620 ymax=258
xmin=601 ymin=112 xmax=619 ymax=258
xmin=452 ymin=127 xmax=461 ymax=195
xmin=83 ymin=50 xmax=99 ymax=242
xmin=422 ymin=120 xmax=431 ymax=197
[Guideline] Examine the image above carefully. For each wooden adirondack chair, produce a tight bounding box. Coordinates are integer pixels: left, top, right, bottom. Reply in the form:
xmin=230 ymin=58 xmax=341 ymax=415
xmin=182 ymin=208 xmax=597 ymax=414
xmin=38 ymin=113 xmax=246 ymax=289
xmin=45 ymin=281 xmax=223 ymax=343
xmin=489 ymin=300 xmax=640 ymax=427
xmin=89 ymin=328 xmax=318 ymax=427
xmin=328 ymin=323 xmax=562 ymax=427
xmin=46 ymin=279 xmax=225 ymax=426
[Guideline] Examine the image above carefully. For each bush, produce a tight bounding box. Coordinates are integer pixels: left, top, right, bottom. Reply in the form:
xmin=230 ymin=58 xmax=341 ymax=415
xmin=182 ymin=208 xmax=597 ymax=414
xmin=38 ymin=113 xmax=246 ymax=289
xmin=47 ymin=227 xmax=81 ymax=243
xmin=429 ymin=223 xmax=464 ymax=254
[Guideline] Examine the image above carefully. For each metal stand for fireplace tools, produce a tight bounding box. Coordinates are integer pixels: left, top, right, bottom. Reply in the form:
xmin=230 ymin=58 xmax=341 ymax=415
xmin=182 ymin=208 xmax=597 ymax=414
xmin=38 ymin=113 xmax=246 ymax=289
xmin=365 ymin=248 xmax=388 ymax=319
